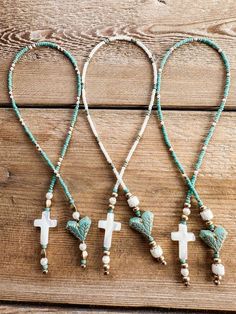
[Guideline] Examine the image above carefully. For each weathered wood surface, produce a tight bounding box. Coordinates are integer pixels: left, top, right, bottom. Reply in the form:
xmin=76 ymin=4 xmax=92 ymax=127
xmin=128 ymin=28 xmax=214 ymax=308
xmin=0 ymin=0 xmax=236 ymax=108
xmin=1 ymin=0 xmax=236 ymax=312
xmin=0 ymin=109 xmax=236 ymax=311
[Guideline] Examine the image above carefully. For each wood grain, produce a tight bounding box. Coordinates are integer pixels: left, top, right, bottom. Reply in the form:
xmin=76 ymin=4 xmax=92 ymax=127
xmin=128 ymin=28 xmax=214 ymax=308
xmin=0 ymin=0 xmax=236 ymax=108
xmin=0 ymin=108 xmax=235 ymax=311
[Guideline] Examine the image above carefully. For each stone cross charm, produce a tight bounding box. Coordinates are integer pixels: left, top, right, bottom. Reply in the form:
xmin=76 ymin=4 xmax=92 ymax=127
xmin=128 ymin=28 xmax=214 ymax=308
xmin=34 ymin=210 xmax=57 ymax=247
xmin=98 ymin=212 xmax=121 ymax=250
xmin=171 ymin=223 xmax=195 ymax=260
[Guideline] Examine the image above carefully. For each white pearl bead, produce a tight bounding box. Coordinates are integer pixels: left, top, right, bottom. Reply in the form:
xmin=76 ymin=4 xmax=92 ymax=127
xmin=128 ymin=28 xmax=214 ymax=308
xmin=127 ymin=195 xmax=139 ymax=208
xmin=102 ymin=255 xmax=110 ymax=264
xmin=109 ymin=197 xmax=116 ymax=205
xmin=212 ymin=263 xmax=225 ymax=276
xmin=82 ymin=251 xmax=88 ymax=259
xmin=183 ymin=207 xmax=191 ymax=216
xmin=181 ymin=268 xmax=189 ymax=277
xmin=46 ymin=192 xmax=53 ymax=200
xmin=40 ymin=257 xmax=48 ymax=266
xmin=46 ymin=200 xmax=51 ymax=208
xmin=79 ymin=243 xmax=87 ymax=251
xmin=150 ymin=245 xmax=163 ymax=258
xmin=72 ymin=211 xmax=80 ymax=220
xmin=200 ymin=208 xmax=214 ymax=221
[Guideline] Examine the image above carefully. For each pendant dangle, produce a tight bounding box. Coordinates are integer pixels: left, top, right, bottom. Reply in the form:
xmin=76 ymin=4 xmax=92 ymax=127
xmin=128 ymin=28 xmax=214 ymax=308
xmin=34 ymin=192 xmax=57 ymax=273
xmin=8 ymin=42 xmax=91 ymax=272
xmin=156 ymin=37 xmax=230 ymax=285
xmin=199 ymin=205 xmax=228 ymax=285
xmin=171 ymin=202 xmax=195 ymax=286
xmin=82 ymin=35 xmax=165 ymax=274
xmin=66 ymin=204 xmax=92 ymax=269
xmin=126 ymin=192 xmax=166 ymax=264
xmin=98 ymin=192 xmax=121 ymax=274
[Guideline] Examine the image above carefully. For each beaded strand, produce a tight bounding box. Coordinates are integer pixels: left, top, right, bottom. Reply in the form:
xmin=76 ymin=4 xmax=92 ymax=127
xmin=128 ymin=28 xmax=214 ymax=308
xmin=82 ymin=35 xmax=166 ymax=274
xmin=156 ymin=37 xmax=230 ymax=285
xmin=8 ymin=42 xmax=91 ymax=272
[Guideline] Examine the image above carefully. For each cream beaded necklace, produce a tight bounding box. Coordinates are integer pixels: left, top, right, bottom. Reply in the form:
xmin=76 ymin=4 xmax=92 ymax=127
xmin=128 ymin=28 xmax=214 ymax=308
xmin=82 ymin=35 xmax=166 ymax=274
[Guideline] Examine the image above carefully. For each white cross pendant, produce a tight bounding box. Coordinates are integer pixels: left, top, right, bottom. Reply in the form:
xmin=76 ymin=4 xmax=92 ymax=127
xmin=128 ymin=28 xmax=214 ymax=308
xmin=98 ymin=212 xmax=121 ymax=250
xmin=171 ymin=223 xmax=195 ymax=260
xmin=34 ymin=210 xmax=57 ymax=248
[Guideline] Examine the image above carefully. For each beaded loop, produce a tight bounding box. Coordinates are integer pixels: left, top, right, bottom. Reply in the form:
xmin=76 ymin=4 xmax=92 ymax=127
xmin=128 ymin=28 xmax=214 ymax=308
xmin=156 ymin=37 xmax=230 ymax=207
xmin=82 ymin=35 xmax=157 ymax=194
xmin=156 ymin=37 xmax=230 ymax=285
xmin=8 ymin=41 xmax=81 ymax=207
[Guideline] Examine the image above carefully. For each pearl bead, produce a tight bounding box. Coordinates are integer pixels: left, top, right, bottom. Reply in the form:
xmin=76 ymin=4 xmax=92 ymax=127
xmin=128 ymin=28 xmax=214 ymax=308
xmin=102 ymin=255 xmax=110 ymax=264
xmin=82 ymin=251 xmax=88 ymax=259
xmin=212 ymin=263 xmax=225 ymax=276
xmin=72 ymin=211 xmax=80 ymax=220
xmin=182 ymin=214 xmax=188 ymax=221
xmin=150 ymin=245 xmax=163 ymax=258
xmin=46 ymin=192 xmax=53 ymax=200
xmin=183 ymin=207 xmax=191 ymax=215
xmin=109 ymin=197 xmax=116 ymax=205
xmin=46 ymin=200 xmax=51 ymax=208
xmin=40 ymin=257 xmax=48 ymax=266
xmin=181 ymin=268 xmax=189 ymax=277
xmin=79 ymin=243 xmax=87 ymax=251
xmin=127 ymin=195 xmax=139 ymax=208
xmin=200 ymin=208 xmax=214 ymax=221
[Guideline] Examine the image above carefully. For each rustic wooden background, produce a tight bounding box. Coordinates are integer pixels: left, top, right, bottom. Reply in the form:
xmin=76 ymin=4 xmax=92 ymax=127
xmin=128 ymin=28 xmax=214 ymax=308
xmin=0 ymin=0 xmax=236 ymax=313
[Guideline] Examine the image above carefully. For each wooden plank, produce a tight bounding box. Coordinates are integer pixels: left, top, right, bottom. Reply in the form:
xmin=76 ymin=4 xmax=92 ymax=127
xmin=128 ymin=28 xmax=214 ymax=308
xmin=0 ymin=108 xmax=235 ymax=311
xmin=0 ymin=304 xmax=227 ymax=314
xmin=0 ymin=303 xmax=211 ymax=314
xmin=0 ymin=0 xmax=236 ymax=108
xmin=0 ymin=304 xmax=206 ymax=314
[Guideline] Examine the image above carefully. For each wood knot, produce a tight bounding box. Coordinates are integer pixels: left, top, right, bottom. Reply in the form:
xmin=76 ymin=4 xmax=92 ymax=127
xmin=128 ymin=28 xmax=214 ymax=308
xmin=0 ymin=167 xmax=10 ymax=184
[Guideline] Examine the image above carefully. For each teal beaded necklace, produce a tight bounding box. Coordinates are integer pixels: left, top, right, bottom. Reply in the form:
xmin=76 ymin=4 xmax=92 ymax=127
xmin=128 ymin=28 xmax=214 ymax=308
xmin=156 ymin=37 xmax=230 ymax=285
xmin=8 ymin=42 xmax=91 ymax=273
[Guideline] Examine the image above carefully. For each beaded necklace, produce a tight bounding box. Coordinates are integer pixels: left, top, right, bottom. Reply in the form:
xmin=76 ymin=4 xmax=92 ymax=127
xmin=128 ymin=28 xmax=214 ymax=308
xmin=8 ymin=42 xmax=91 ymax=273
xmin=82 ymin=35 xmax=166 ymax=274
xmin=156 ymin=37 xmax=230 ymax=285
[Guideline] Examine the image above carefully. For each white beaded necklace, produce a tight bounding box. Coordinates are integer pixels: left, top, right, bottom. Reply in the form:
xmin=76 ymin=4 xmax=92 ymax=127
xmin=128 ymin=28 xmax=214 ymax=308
xmin=82 ymin=35 xmax=166 ymax=274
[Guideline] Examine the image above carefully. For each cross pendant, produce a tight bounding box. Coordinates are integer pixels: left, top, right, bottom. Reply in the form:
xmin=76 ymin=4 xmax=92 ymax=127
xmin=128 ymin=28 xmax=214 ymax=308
xmin=34 ymin=210 xmax=57 ymax=248
xmin=98 ymin=212 xmax=121 ymax=250
xmin=171 ymin=223 xmax=195 ymax=260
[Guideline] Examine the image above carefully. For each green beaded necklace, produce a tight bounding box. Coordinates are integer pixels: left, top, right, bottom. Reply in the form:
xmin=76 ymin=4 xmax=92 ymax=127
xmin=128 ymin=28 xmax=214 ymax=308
xmin=156 ymin=37 xmax=230 ymax=285
xmin=8 ymin=42 xmax=91 ymax=273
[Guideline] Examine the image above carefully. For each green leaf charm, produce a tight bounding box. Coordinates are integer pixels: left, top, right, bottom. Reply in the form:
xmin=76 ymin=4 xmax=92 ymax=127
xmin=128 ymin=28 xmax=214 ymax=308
xmin=66 ymin=216 xmax=91 ymax=242
xmin=129 ymin=211 xmax=154 ymax=242
xmin=199 ymin=225 xmax=228 ymax=253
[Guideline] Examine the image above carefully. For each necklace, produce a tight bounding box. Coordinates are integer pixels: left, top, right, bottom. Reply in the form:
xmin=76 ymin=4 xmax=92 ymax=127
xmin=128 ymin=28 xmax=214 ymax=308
xmin=82 ymin=35 xmax=166 ymax=275
xmin=156 ymin=37 xmax=230 ymax=285
xmin=8 ymin=42 xmax=91 ymax=273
